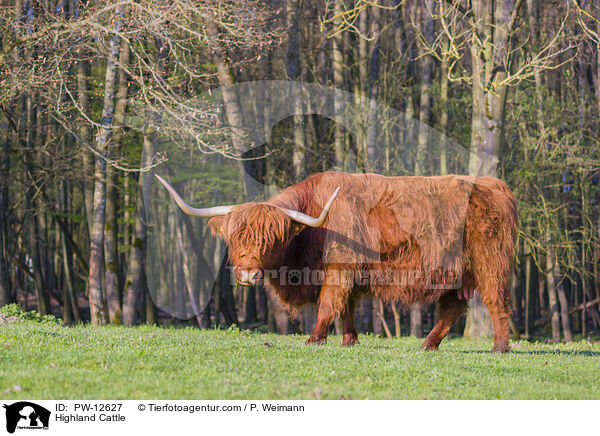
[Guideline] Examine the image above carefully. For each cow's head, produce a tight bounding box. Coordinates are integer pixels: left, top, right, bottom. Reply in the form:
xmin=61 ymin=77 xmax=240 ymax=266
xmin=155 ymin=175 xmax=339 ymax=286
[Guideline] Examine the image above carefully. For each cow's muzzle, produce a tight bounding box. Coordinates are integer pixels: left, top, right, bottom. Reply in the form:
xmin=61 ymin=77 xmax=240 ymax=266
xmin=234 ymin=267 xmax=263 ymax=286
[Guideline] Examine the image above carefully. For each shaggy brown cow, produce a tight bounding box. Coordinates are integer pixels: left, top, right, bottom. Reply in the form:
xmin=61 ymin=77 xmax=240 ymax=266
xmin=156 ymin=171 xmax=518 ymax=352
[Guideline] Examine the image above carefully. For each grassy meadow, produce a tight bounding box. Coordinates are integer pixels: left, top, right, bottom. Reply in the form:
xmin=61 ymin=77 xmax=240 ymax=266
xmin=1 ymin=311 xmax=599 ymax=400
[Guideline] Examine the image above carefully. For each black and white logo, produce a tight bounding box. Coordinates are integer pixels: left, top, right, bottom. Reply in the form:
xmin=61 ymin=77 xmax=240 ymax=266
xmin=3 ymin=402 xmax=50 ymax=433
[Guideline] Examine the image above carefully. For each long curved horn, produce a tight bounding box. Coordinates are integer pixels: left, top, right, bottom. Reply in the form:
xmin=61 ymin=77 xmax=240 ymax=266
xmin=155 ymin=175 xmax=234 ymax=217
xmin=280 ymin=187 xmax=341 ymax=227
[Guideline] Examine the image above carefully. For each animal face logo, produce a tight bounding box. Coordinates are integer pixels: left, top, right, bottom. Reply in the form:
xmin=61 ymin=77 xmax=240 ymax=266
xmin=3 ymin=402 xmax=50 ymax=433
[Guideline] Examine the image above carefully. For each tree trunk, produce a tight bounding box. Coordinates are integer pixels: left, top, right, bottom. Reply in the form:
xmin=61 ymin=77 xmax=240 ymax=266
xmin=104 ymin=41 xmax=129 ymax=325
xmin=122 ymin=191 xmax=144 ymax=325
xmin=60 ymin=228 xmax=80 ymax=322
xmin=0 ymin=132 xmax=11 ymax=307
xmin=300 ymin=304 xmax=317 ymax=334
xmin=410 ymin=304 xmax=423 ymax=337
xmin=268 ymin=291 xmax=290 ymax=334
xmin=580 ymin=182 xmax=600 ymax=330
xmin=145 ymin=281 xmax=156 ymax=325
xmin=357 ymin=296 xmax=373 ymax=333
xmin=220 ymin=257 xmax=239 ymax=326
xmin=122 ymin=124 xmax=154 ymax=325
xmin=76 ymin=53 xmax=94 ymax=239
xmin=414 ymin=0 xmax=434 ymax=176
xmin=465 ymin=0 xmax=516 ymax=338
xmin=104 ymin=167 xmax=120 ymax=323
xmin=87 ymin=6 xmax=123 ymax=325
xmin=524 ymin=241 xmax=534 ymax=337
xmin=59 ymin=179 xmax=80 ymax=323
xmin=245 ymin=286 xmax=257 ymax=323
xmin=332 ymin=0 xmax=345 ymax=167
xmin=212 ymin=258 xmax=222 ymax=328
xmin=372 ymin=298 xmax=383 ymax=336
xmin=27 ymin=196 xmax=48 ymax=315
xmin=205 ymin=21 xmax=256 ymax=194
xmin=402 ymin=0 xmax=416 ymax=170
xmin=410 ymin=1 xmax=434 ymax=335
xmin=439 ymin=52 xmax=449 ymax=175
xmin=554 ymin=262 xmax=572 ymax=342
xmin=357 ymin=7 xmax=368 ymax=165
xmin=257 ymin=285 xmax=268 ymax=325
xmin=545 ymin=226 xmax=561 ymax=343
xmin=176 ymin=219 xmax=204 ymax=327
xmin=364 ymin=6 xmax=381 ymax=170
xmin=464 ymin=293 xmax=493 ymax=338
xmin=286 ymin=0 xmax=306 ymax=180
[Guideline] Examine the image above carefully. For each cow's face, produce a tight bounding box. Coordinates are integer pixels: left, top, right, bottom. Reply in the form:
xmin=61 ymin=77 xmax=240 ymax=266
xmin=155 ymin=174 xmax=337 ymax=285
xmin=209 ymin=203 xmax=299 ymax=285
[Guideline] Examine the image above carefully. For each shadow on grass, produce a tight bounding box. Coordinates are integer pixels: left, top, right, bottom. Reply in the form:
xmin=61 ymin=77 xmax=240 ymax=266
xmin=458 ymin=350 xmax=600 ymax=357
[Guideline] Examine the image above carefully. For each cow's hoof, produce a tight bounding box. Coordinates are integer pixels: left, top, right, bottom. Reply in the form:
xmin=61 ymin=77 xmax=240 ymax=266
xmin=341 ymin=335 xmax=359 ymax=346
xmin=491 ymin=343 xmax=511 ymax=353
xmin=420 ymin=343 xmax=439 ymax=351
xmin=306 ymin=336 xmax=327 ymax=345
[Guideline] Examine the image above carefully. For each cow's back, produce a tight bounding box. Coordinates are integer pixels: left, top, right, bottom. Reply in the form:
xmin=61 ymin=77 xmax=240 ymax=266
xmin=271 ymin=172 xmax=517 ymax=305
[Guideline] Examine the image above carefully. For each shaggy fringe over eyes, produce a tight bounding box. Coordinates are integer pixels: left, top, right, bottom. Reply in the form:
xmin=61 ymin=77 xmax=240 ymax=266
xmin=213 ymin=203 xmax=294 ymax=257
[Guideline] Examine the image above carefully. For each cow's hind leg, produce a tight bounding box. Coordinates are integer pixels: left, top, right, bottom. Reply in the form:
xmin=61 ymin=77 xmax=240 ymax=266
xmin=484 ymin=294 xmax=512 ymax=353
xmin=421 ymin=291 xmax=468 ymax=350
xmin=476 ymin=265 xmax=512 ymax=353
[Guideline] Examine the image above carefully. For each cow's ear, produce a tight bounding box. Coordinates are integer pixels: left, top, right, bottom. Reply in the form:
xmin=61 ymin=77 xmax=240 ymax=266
xmin=208 ymin=216 xmax=226 ymax=238
xmin=292 ymin=222 xmax=305 ymax=236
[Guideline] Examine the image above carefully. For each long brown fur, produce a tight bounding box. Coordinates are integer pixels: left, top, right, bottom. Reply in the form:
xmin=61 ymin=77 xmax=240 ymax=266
xmin=209 ymin=172 xmax=518 ymax=352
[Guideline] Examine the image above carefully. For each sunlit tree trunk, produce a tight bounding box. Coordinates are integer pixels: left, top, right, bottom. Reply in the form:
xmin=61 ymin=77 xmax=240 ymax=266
xmin=439 ymin=48 xmax=449 ymax=175
xmin=287 ymin=0 xmax=306 ymax=180
xmin=356 ymin=7 xmax=368 ymax=165
xmin=371 ymin=298 xmax=382 ymax=336
xmin=87 ymin=5 xmax=123 ymax=325
xmin=414 ymin=0 xmax=433 ymax=176
xmin=402 ymin=0 xmax=416 ymax=165
xmin=365 ymin=5 xmax=381 ymax=170
xmin=465 ymin=0 xmax=518 ymax=338
xmin=332 ymin=0 xmax=345 ymax=167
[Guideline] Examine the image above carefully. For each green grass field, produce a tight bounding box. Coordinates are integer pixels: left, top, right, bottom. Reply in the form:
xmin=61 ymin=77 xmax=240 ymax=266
xmin=1 ymin=317 xmax=599 ymax=400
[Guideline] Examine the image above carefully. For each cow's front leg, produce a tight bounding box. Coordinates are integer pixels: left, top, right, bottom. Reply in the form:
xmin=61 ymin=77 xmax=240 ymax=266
xmin=341 ymin=297 xmax=359 ymax=346
xmin=306 ymin=275 xmax=350 ymax=345
xmin=305 ymin=299 xmax=333 ymax=344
